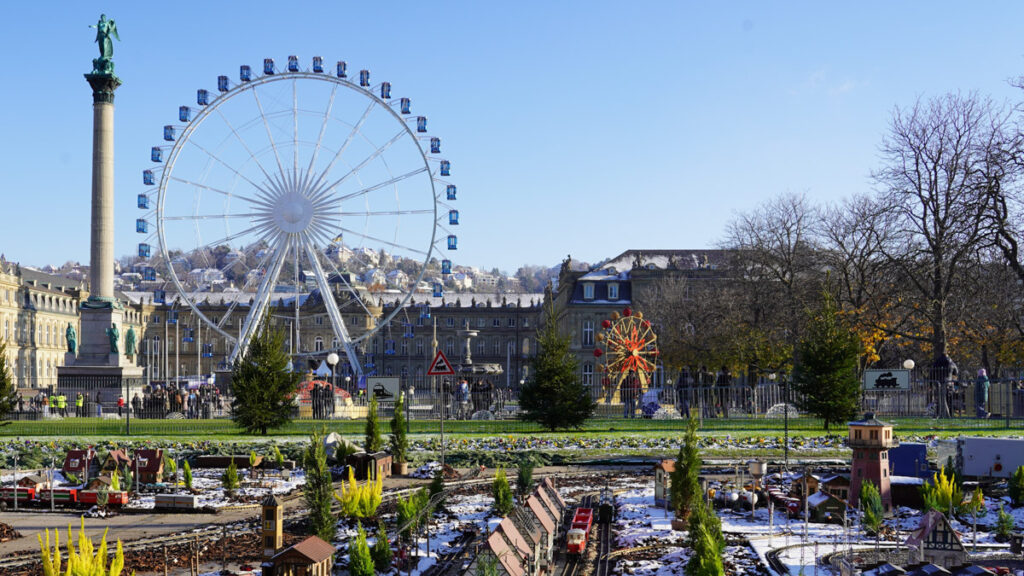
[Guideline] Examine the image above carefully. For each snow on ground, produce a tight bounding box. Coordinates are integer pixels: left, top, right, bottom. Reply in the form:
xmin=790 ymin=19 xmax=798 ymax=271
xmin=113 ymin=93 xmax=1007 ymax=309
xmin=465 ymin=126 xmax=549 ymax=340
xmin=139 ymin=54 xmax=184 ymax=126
xmin=127 ymin=468 xmax=306 ymax=509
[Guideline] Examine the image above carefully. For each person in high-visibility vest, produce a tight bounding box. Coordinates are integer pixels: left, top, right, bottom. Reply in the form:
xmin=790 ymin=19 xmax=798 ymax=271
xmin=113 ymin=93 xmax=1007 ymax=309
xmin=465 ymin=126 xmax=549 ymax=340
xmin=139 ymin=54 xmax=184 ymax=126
xmin=48 ymin=393 xmax=57 ymax=417
xmin=75 ymin=392 xmax=84 ymax=418
xmin=58 ymin=394 xmax=67 ymax=418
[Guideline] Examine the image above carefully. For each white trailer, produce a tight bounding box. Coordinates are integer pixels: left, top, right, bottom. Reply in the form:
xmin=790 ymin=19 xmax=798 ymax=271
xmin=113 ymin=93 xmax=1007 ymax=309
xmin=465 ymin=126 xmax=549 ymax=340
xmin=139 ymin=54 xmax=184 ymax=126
xmin=956 ymin=437 xmax=1024 ymax=479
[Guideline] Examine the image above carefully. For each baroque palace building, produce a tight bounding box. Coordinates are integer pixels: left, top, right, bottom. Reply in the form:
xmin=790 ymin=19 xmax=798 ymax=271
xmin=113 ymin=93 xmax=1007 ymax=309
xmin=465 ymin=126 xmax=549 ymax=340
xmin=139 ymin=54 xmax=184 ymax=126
xmin=0 ymin=258 xmax=146 ymax=390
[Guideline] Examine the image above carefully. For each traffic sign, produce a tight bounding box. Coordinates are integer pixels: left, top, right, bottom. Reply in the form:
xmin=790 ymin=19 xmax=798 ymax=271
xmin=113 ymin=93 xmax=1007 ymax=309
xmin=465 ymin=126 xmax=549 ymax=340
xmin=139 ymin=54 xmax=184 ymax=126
xmin=427 ymin=350 xmax=456 ymax=376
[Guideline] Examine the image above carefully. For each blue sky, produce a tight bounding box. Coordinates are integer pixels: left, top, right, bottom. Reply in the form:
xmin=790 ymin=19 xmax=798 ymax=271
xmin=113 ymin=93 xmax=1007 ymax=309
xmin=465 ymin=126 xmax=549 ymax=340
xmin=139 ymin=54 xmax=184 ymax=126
xmin=4 ymin=2 xmax=1024 ymax=274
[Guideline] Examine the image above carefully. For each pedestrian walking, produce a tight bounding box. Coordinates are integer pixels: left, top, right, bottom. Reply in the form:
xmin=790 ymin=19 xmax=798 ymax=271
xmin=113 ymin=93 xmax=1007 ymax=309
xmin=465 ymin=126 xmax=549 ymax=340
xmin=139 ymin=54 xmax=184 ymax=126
xmin=117 ymin=394 xmax=125 ymax=417
xmin=975 ymin=368 xmax=990 ymax=419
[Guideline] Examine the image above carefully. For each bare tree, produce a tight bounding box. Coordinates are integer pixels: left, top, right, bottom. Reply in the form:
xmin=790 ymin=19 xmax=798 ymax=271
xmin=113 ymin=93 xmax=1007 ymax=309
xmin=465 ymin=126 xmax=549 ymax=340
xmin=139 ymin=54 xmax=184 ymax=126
xmin=872 ymin=93 xmax=1012 ymax=363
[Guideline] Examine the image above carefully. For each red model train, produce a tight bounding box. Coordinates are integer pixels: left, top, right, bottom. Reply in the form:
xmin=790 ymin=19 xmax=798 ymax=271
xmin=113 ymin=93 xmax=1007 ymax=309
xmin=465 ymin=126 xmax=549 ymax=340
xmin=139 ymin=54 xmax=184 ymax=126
xmin=0 ymin=487 xmax=128 ymax=509
xmin=566 ymin=507 xmax=594 ymax=556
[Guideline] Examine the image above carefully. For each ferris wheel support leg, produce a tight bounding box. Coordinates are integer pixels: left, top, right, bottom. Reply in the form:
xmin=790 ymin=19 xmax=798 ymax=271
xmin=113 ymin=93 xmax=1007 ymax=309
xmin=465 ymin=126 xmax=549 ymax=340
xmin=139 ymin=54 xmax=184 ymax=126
xmin=300 ymin=237 xmax=363 ymax=380
xmin=230 ymin=237 xmax=290 ymax=363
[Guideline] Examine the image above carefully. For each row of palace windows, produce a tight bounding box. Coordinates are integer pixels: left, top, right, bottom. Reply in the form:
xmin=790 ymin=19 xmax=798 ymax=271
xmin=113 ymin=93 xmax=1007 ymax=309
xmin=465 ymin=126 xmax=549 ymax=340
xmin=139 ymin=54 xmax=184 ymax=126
xmin=309 ymin=336 xmax=534 ymax=357
xmin=2 ymin=288 xmax=77 ymax=314
xmin=582 ymin=282 xmax=620 ymax=301
xmin=3 ymin=317 xmax=72 ymax=348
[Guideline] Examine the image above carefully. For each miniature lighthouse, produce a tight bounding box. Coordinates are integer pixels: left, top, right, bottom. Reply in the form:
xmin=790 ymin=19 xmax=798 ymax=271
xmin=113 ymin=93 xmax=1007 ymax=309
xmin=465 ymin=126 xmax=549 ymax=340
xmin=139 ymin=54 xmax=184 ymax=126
xmin=262 ymin=494 xmax=283 ymax=559
xmin=847 ymin=412 xmax=897 ymax=514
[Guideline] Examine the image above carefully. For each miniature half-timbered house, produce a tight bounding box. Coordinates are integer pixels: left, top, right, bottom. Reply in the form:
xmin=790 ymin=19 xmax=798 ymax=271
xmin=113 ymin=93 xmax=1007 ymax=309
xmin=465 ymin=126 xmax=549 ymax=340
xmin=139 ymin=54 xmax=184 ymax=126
xmin=904 ymin=511 xmax=966 ymax=567
xmin=62 ymin=448 xmax=99 ymax=482
xmin=132 ymin=448 xmax=165 ymax=484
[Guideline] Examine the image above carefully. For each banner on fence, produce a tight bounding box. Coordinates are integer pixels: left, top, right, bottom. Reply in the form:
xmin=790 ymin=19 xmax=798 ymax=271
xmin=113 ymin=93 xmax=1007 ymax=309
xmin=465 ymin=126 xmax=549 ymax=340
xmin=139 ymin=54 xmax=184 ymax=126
xmin=862 ymin=369 xmax=910 ymax=391
xmin=367 ymin=377 xmax=401 ymax=400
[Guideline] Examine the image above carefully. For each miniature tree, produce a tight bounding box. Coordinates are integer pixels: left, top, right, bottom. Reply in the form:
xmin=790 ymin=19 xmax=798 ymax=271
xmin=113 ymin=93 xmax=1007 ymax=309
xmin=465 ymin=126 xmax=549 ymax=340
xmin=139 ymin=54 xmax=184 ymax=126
xmin=671 ymin=417 xmax=702 ymax=523
xmin=221 ymin=460 xmax=240 ymax=491
xmin=685 ymin=498 xmax=724 ymax=576
xmin=492 ymin=467 xmax=514 ymax=517
xmin=389 ymin=392 xmax=408 ymax=468
xmin=920 ymin=468 xmax=963 ymax=514
xmin=183 ymin=461 xmax=193 ymax=490
xmin=516 ymin=460 xmax=534 ymax=499
xmin=860 ymin=480 xmax=884 ymax=549
xmin=39 ymin=520 xmax=129 ymax=576
xmin=230 ymin=315 xmax=302 ymax=435
xmin=122 ymin=470 xmax=133 ymax=495
xmin=1009 ymin=465 xmax=1024 ymax=507
xmin=0 ymin=340 xmax=17 ymax=426
xmin=365 ymin=394 xmax=383 ymax=453
xmin=110 ymin=470 xmax=121 ymax=492
xmin=272 ymin=445 xmax=285 ymax=470
xmin=304 ymin=427 xmax=336 ymax=542
xmin=335 ymin=468 xmax=383 ymax=519
xmin=164 ymin=455 xmax=178 ymax=485
xmin=348 ymin=522 xmax=375 ymax=576
xmin=371 ymin=520 xmax=394 ymax=572
xmin=996 ymin=505 xmax=1014 ymax=542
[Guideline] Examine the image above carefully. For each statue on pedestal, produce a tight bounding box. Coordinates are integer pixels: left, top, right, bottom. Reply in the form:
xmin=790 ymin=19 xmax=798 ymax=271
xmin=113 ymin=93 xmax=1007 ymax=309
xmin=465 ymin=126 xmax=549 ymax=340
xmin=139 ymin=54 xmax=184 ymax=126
xmin=65 ymin=323 xmax=77 ymax=355
xmin=106 ymin=323 xmax=120 ymax=354
xmin=89 ymin=14 xmax=120 ymax=76
xmin=125 ymin=326 xmax=137 ymax=360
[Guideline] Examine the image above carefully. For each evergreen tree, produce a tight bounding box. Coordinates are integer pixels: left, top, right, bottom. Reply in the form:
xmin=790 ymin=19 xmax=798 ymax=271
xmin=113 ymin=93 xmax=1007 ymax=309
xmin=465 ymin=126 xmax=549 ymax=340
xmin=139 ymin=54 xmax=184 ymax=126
xmin=365 ymin=394 xmax=383 ymax=453
xmin=371 ymin=520 xmax=393 ymax=572
xmin=520 ymin=300 xmax=595 ymax=430
xmin=1009 ymin=465 xmax=1024 ymax=506
xmin=996 ymin=505 xmax=1014 ymax=541
xmin=0 ymin=340 xmax=15 ymax=426
xmin=860 ymin=480 xmax=884 ymax=540
xmin=492 ymin=467 xmax=514 ymax=517
xmin=792 ymin=286 xmax=861 ymax=430
xmin=685 ymin=499 xmax=724 ymax=576
xmin=429 ymin=470 xmax=445 ymax=509
xmin=183 ymin=461 xmax=193 ymax=490
xmin=516 ymin=460 xmax=534 ymax=499
xmin=230 ymin=316 xmax=302 ymax=435
xmin=389 ymin=392 xmax=408 ymax=465
xmin=221 ymin=460 xmax=240 ymax=491
xmin=348 ymin=522 xmax=375 ymax=576
xmin=305 ymin=427 xmax=336 ymax=543
xmin=670 ymin=417 xmax=702 ymax=522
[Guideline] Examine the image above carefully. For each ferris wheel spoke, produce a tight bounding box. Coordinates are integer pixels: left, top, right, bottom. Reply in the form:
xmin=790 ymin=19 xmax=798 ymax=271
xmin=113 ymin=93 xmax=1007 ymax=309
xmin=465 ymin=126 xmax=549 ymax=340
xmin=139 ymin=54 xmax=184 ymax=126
xmin=305 ymin=230 xmax=383 ymax=321
xmin=307 ymin=83 xmax=338 ymax=173
xmin=316 ymin=129 xmax=406 ymax=199
xmin=167 ymin=176 xmax=270 ymax=208
xmin=292 ymin=78 xmax=299 ymax=177
xmin=317 ymin=167 xmax=429 ymax=207
xmin=338 ymin=209 xmax=434 ymax=217
xmin=300 ymin=234 xmax=361 ymax=371
xmin=182 ymin=141 xmax=275 ymax=202
xmin=162 ymin=212 xmax=263 ymax=221
xmin=233 ymin=234 xmax=290 ymax=361
xmin=251 ymin=88 xmax=287 ymax=176
xmin=199 ymin=221 xmax=277 ymax=250
xmin=319 ymin=100 xmax=376 ymax=177
xmin=334 ymin=226 xmax=428 ymax=256
xmin=214 ymin=108 xmax=277 ymax=184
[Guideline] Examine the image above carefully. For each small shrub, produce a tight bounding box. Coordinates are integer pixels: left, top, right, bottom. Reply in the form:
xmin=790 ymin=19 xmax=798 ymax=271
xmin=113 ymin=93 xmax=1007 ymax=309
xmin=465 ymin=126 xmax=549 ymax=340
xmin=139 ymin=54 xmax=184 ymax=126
xmin=38 ymin=519 xmax=130 ymax=576
xmin=860 ymin=481 xmax=883 ymax=537
xmin=492 ymin=467 xmax=514 ymax=517
xmin=334 ymin=468 xmax=383 ymax=519
xmin=183 ymin=461 xmax=193 ymax=490
xmin=429 ymin=471 xmax=445 ymax=509
xmin=516 ymin=461 xmax=534 ymax=498
xmin=996 ymin=505 xmax=1014 ymax=542
xmin=1009 ymin=465 xmax=1024 ymax=507
xmin=365 ymin=395 xmax=383 ymax=453
xmin=221 ymin=461 xmax=240 ymax=491
xmin=371 ymin=520 xmax=393 ymax=572
xmin=348 ymin=522 xmax=374 ymax=576
xmin=110 ymin=470 xmax=120 ymax=492
xmin=272 ymin=445 xmax=285 ymax=469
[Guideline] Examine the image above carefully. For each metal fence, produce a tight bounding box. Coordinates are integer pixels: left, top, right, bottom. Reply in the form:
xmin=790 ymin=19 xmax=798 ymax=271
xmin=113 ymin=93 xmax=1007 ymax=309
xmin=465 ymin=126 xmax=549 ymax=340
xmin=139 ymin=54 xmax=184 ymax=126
xmin=5 ymin=367 xmax=1024 ymax=435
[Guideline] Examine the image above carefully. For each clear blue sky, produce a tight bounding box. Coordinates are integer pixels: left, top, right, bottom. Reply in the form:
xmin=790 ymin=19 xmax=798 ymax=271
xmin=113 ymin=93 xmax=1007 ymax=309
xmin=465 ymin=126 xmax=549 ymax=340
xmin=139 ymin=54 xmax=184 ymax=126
xmin=4 ymin=2 xmax=1024 ymax=274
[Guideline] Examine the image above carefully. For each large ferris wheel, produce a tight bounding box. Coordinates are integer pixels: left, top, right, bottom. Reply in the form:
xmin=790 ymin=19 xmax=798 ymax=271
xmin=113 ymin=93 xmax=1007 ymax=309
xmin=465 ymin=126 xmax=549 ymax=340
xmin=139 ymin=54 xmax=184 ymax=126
xmin=134 ymin=56 xmax=459 ymax=377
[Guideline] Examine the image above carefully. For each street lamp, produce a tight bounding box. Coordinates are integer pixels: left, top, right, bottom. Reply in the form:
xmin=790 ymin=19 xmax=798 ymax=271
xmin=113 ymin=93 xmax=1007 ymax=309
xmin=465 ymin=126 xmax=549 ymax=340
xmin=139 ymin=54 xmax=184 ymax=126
xmin=345 ymin=375 xmax=352 ymax=398
xmin=327 ymin=352 xmax=340 ymax=390
xmin=903 ymin=359 xmax=915 ymax=370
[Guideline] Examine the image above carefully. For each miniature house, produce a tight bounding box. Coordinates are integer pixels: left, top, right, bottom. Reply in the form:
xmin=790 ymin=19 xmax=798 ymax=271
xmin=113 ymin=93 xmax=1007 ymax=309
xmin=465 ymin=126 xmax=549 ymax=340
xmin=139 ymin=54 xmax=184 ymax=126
xmin=102 ymin=449 xmax=132 ymax=475
xmin=263 ymin=536 xmax=335 ymax=576
xmin=17 ymin=474 xmax=50 ymax=492
xmin=848 ymin=412 xmax=897 ymax=514
xmin=132 ymin=448 xmax=164 ymax=484
xmin=62 ymin=448 xmax=99 ymax=481
xmin=807 ymin=490 xmax=847 ymax=523
xmin=654 ymin=459 xmax=674 ymax=507
xmin=262 ymin=494 xmax=283 ymax=559
xmin=904 ymin=511 xmax=966 ymax=567
xmin=790 ymin=471 xmax=821 ymax=500
xmin=821 ymin=474 xmax=851 ymax=501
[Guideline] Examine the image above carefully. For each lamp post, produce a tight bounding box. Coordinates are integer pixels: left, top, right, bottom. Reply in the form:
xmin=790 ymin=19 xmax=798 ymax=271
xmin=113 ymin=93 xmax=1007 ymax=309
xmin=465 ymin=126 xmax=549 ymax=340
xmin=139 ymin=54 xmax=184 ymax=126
xmin=769 ymin=372 xmax=789 ymax=471
xmin=903 ymin=359 xmax=914 ymax=417
xmin=327 ymin=353 xmax=339 ymax=419
xmin=345 ymin=375 xmax=352 ymax=399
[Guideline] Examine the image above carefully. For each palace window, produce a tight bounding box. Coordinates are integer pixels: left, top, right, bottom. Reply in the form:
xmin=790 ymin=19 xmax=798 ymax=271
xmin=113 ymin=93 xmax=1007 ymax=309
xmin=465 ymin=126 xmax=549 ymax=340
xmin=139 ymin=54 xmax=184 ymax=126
xmin=582 ymin=362 xmax=594 ymax=387
xmin=582 ymin=321 xmax=594 ymax=346
xmin=608 ymin=283 xmax=619 ymax=300
xmin=583 ymin=283 xmax=594 ymax=300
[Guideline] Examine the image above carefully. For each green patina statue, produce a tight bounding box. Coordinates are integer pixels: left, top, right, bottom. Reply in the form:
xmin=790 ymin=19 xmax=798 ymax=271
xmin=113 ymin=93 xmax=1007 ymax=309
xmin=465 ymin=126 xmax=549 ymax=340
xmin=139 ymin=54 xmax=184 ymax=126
xmin=89 ymin=14 xmax=120 ymax=75
xmin=125 ymin=326 xmax=137 ymax=359
xmin=65 ymin=323 xmax=77 ymax=355
xmin=106 ymin=322 xmax=120 ymax=355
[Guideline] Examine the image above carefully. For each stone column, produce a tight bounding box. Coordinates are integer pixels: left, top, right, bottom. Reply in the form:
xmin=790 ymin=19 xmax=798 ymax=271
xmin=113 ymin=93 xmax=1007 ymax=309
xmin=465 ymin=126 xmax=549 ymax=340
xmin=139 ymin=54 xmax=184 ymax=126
xmin=84 ymin=74 xmax=121 ymax=303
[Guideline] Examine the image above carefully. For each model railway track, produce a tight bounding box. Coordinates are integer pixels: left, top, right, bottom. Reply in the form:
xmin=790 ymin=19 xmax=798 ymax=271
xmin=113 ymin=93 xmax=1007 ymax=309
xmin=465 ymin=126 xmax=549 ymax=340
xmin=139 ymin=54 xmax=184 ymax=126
xmin=421 ymin=530 xmax=477 ymax=576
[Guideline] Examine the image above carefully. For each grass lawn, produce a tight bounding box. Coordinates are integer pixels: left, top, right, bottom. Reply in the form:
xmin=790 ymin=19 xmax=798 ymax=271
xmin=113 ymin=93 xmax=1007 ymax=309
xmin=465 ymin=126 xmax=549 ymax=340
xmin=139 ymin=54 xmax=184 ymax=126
xmin=1 ymin=415 xmax=1019 ymax=441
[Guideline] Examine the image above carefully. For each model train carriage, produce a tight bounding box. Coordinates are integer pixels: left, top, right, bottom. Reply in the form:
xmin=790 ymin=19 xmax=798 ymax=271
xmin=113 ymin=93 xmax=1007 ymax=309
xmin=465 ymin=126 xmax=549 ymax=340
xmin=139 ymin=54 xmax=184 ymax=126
xmin=78 ymin=489 xmax=129 ymax=506
xmin=597 ymin=488 xmax=615 ymax=524
xmin=0 ymin=487 xmax=36 ymax=504
xmin=566 ymin=507 xmax=594 ymax=555
xmin=40 ymin=488 xmax=79 ymax=505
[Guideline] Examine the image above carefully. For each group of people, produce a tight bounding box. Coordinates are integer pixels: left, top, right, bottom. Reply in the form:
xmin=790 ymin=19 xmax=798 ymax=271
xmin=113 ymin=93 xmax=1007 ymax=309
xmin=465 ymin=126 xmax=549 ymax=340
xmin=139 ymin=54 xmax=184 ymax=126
xmin=20 ymin=391 xmax=106 ymax=418
xmin=310 ymin=381 xmax=336 ymax=419
xmin=673 ymin=365 xmax=735 ymax=418
xmin=441 ymin=378 xmax=504 ymax=419
xmin=130 ymin=382 xmax=223 ymax=419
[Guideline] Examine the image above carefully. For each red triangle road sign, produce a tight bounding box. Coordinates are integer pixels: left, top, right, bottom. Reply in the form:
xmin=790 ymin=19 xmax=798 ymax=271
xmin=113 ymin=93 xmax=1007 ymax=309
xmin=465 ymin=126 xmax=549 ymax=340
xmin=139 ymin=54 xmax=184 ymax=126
xmin=426 ymin=350 xmax=456 ymax=376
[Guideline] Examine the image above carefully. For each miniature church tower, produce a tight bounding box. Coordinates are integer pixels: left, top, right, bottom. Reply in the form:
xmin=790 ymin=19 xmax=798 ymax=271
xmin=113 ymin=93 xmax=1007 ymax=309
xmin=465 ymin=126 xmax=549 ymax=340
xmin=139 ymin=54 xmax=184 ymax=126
xmin=262 ymin=494 xmax=283 ymax=559
xmin=848 ymin=412 xmax=896 ymax=514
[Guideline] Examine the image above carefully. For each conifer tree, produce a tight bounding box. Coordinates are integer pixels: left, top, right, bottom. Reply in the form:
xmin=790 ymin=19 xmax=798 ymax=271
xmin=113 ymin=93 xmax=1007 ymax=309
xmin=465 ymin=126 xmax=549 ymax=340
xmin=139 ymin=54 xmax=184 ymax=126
xmin=183 ymin=461 xmax=192 ymax=490
xmin=520 ymin=300 xmax=595 ymax=430
xmin=389 ymin=393 xmax=408 ymax=465
xmin=670 ymin=417 xmax=702 ymax=522
xmin=792 ymin=286 xmax=861 ymax=430
xmin=365 ymin=394 xmax=383 ymax=453
xmin=860 ymin=480 xmax=884 ymax=547
xmin=516 ymin=460 xmax=534 ymax=499
xmin=1009 ymin=465 xmax=1024 ymax=506
xmin=0 ymin=340 xmax=15 ymax=426
xmin=348 ymin=522 xmax=375 ymax=576
xmin=429 ymin=470 xmax=445 ymax=510
xmin=221 ymin=460 xmax=240 ymax=491
xmin=685 ymin=499 xmax=724 ymax=576
xmin=230 ymin=316 xmax=302 ymax=435
xmin=371 ymin=520 xmax=393 ymax=572
xmin=305 ymin=427 xmax=336 ymax=542
xmin=492 ymin=467 xmax=514 ymax=517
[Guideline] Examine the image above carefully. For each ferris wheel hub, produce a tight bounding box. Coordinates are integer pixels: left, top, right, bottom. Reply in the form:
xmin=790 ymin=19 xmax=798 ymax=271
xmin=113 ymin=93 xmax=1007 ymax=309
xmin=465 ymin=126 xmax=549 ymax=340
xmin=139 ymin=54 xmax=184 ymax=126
xmin=272 ymin=190 xmax=315 ymax=233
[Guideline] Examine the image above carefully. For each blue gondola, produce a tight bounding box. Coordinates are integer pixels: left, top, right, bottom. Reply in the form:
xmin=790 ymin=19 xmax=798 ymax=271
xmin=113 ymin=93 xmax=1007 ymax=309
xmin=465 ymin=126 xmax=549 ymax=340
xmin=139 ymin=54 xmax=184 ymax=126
xmin=264 ymin=58 xmax=275 ymax=75
xmin=288 ymin=55 xmax=299 ymax=72
xmin=183 ymin=328 xmax=194 ymax=343
xmin=239 ymin=65 xmax=252 ymax=82
xmin=179 ymin=106 xmax=191 ymax=122
xmin=336 ymin=61 xmax=347 ymax=78
xmin=217 ymin=75 xmax=229 ymax=92
xmin=312 ymin=56 xmax=324 ymax=73
xmin=446 ymin=185 xmax=457 ymax=200
xmin=430 ymin=137 xmax=441 ymax=154
xmin=143 ymin=170 xmax=155 ymax=185
xmin=136 ymin=219 xmax=149 ymax=233
xmin=447 ymin=235 xmax=458 ymax=250
xmin=168 ymin=310 xmax=178 ymax=324
xmin=138 ymin=194 xmax=150 ymax=209
xmin=359 ymin=69 xmax=370 ymax=86
xmin=440 ymin=160 xmax=451 ymax=176
xmin=403 ymin=324 xmax=414 ymax=338
xmin=432 ymin=283 xmax=443 ymax=298
xmin=385 ymin=339 xmax=395 ymax=355
xmin=163 ymin=125 xmax=176 ymax=141
xmin=441 ymin=259 xmax=452 ymax=274
xmin=449 ymin=210 xmax=459 ymax=225
xmin=143 ymin=267 xmax=156 ymax=282
xmin=380 ymin=82 xmax=391 ymax=99
xmin=138 ymin=243 xmax=151 ymax=258
xmin=400 ymin=98 xmax=411 ymax=114
xmin=151 ymin=148 xmax=163 ymax=162
xmin=416 ymin=116 xmax=427 ymax=133
xmin=197 ymin=89 xmax=209 ymax=106
xmin=202 ymin=343 xmax=214 ymax=358
xmin=419 ymin=305 xmax=431 ymax=320
xmin=153 ymin=289 xmax=166 ymax=304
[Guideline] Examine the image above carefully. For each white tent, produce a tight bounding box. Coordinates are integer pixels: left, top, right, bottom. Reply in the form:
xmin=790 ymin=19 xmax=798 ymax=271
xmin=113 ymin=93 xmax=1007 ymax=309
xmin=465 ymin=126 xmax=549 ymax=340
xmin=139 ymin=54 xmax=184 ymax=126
xmin=314 ymin=360 xmax=332 ymax=377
